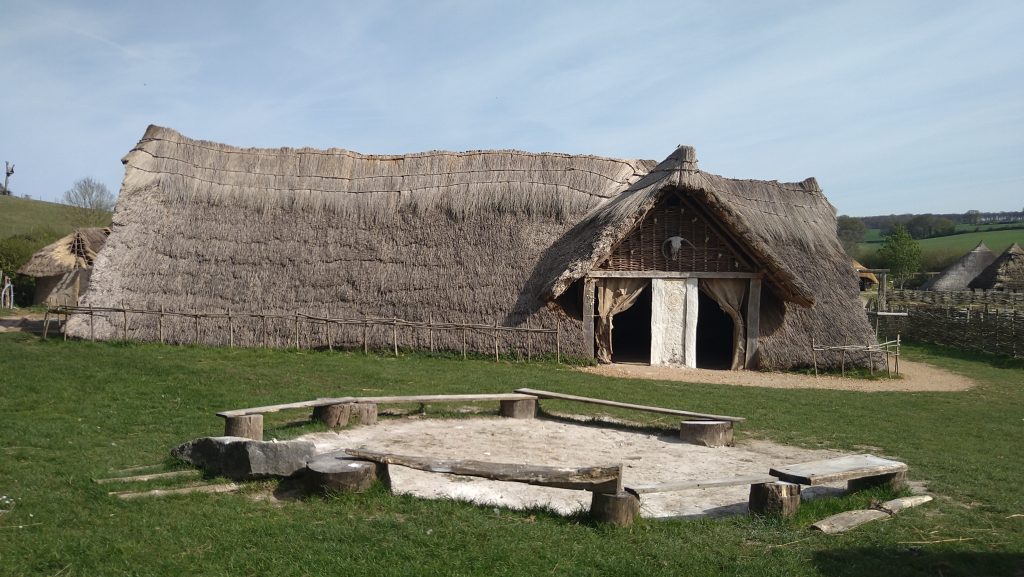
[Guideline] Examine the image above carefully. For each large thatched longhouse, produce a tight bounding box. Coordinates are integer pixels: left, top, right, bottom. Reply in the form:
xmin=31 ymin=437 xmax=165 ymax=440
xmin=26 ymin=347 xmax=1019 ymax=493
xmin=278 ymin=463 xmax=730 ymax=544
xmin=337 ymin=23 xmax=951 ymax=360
xmin=68 ymin=126 xmax=876 ymax=370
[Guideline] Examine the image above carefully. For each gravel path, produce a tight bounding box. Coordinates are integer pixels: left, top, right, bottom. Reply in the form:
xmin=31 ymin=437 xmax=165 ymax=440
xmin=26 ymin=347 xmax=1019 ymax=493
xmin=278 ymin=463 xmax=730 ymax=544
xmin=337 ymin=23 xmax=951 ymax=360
xmin=582 ymin=359 xmax=975 ymax=392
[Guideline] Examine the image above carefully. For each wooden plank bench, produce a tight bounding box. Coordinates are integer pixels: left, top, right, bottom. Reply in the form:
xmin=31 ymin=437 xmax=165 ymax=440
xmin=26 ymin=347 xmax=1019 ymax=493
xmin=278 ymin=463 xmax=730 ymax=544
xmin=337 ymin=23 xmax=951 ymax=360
xmin=342 ymin=448 xmax=639 ymax=526
xmin=514 ymin=388 xmax=744 ymax=447
xmin=626 ymin=474 xmax=777 ymax=495
xmin=216 ymin=393 xmax=539 ymax=439
xmin=769 ymin=454 xmax=908 ymax=492
xmin=625 ymin=474 xmax=802 ymax=518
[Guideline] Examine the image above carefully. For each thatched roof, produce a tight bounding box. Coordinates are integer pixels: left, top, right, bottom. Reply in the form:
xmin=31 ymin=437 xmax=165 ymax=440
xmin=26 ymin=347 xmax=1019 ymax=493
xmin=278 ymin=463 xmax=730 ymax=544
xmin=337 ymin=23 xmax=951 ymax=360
xmin=534 ymin=146 xmax=875 ymax=368
xmin=969 ymin=243 xmax=1024 ymax=291
xmin=18 ymin=228 xmax=110 ymax=277
xmin=68 ymin=126 xmax=652 ymax=349
xmin=68 ymin=126 xmax=873 ymax=369
xmin=922 ymin=241 xmax=997 ymax=291
xmin=852 ymin=259 xmax=878 ymax=285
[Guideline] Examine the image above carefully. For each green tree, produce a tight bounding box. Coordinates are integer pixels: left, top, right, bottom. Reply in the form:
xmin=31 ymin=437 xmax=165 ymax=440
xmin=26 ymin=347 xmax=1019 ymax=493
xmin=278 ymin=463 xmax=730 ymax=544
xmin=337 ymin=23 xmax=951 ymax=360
xmin=877 ymin=224 xmax=921 ymax=289
xmin=964 ymin=209 xmax=981 ymax=225
xmin=836 ymin=215 xmax=867 ymax=256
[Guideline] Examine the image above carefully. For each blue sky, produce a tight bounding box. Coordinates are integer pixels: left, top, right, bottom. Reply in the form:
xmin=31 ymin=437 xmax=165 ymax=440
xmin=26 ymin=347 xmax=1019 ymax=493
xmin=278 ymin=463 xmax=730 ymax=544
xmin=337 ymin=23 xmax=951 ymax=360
xmin=2 ymin=0 xmax=1021 ymax=216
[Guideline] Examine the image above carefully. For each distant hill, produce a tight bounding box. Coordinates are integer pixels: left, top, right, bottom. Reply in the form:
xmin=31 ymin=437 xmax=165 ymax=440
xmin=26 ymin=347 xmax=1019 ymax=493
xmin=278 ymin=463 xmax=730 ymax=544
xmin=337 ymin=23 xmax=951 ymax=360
xmin=859 ymin=229 xmax=1024 ymax=273
xmin=0 ymin=195 xmax=111 ymax=239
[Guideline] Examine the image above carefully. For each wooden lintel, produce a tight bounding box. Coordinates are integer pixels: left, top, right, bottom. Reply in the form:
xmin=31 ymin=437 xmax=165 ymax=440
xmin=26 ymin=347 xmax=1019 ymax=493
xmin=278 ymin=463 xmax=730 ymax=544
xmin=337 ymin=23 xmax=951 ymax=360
xmin=345 ymin=448 xmax=622 ymax=493
xmin=586 ymin=271 xmax=764 ymax=279
xmin=514 ymin=388 xmax=745 ymax=422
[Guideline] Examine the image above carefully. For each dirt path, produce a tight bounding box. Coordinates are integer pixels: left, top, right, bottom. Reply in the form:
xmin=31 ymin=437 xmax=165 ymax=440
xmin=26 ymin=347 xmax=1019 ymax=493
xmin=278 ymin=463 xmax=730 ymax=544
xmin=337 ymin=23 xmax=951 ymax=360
xmin=582 ymin=359 xmax=975 ymax=392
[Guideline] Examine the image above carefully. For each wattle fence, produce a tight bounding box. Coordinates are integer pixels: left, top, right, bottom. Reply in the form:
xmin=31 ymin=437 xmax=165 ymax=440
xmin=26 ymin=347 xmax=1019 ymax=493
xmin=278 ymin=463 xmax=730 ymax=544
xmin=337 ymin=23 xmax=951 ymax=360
xmin=874 ymin=305 xmax=1022 ymax=359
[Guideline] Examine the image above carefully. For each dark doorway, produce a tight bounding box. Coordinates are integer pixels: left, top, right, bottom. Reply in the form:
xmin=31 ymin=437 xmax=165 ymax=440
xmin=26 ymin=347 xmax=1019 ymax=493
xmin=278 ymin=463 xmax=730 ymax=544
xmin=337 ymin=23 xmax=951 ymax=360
xmin=697 ymin=291 xmax=734 ymax=369
xmin=609 ymin=284 xmax=651 ymax=363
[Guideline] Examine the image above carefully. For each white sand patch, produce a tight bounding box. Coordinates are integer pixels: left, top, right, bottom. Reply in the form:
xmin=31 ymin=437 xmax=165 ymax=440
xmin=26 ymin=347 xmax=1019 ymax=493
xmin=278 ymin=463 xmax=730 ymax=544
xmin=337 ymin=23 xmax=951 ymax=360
xmin=300 ymin=417 xmax=849 ymax=519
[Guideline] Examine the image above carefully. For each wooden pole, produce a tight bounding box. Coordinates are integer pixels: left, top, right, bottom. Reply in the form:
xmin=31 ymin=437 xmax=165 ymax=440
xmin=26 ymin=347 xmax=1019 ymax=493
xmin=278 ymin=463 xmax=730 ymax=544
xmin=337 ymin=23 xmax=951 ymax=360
xmin=42 ymin=308 xmax=50 ymax=339
xmin=261 ymin=315 xmax=267 ymax=349
xmin=867 ymin=341 xmax=874 ymax=376
xmin=895 ymin=334 xmax=900 ymax=375
xmin=811 ymin=335 xmax=818 ymax=377
xmin=363 ymin=317 xmax=368 ymax=354
xmin=462 ymin=326 xmax=467 ymax=359
xmin=556 ymin=317 xmax=561 ymax=364
xmin=90 ymin=305 xmax=95 ymax=341
xmin=294 ymin=313 xmax=299 ymax=349
xmin=428 ymin=313 xmax=433 ymax=353
xmin=840 ymin=336 xmax=847 ymax=377
xmin=121 ymin=299 xmax=128 ymax=341
xmin=526 ymin=319 xmax=532 ymax=361
xmin=228 ymin=309 xmax=233 ymax=348
xmin=326 ymin=310 xmax=333 ymax=351
xmin=194 ymin=313 xmax=200 ymax=344
xmin=158 ymin=305 xmax=164 ymax=344
xmin=494 ymin=320 xmax=499 ymax=362
xmin=63 ymin=297 xmax=68 ymax=342
xmin=393 ymin=319 xmax=398 ymax=356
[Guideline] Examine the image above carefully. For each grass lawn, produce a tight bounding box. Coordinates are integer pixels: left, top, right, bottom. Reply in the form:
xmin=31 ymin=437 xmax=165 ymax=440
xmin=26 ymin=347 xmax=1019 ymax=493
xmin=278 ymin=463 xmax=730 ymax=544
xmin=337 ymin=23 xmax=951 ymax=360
xmin=0 ymin=334 xmax=1022 ymax=576
xmin=0 ymin=196 xmax=83 ymax=239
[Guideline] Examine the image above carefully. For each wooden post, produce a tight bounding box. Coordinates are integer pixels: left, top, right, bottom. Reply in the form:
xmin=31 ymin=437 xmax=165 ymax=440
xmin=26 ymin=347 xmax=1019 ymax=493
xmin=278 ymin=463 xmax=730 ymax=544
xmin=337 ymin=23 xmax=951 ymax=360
xmin=89 ymin=305 xmax=95 ymax=341
xmin=393 ymin=319 xmax=398 ymax=356
xmin=312 ymin=403 xmax=352 ymax=428
xmin=121 ymin=299 xmax=128 ymax=341
xmin=224 ymin=415 xmax=263 ymax=440
xmin=745 ymin=277 xmax=761 ymax=368
xmin=363 ymin=317 xmax=368 ymax=354
xmin=261 ymin=315 xmax=267 ymax=348
xmin=749 ymin=482 xmax=801 ymax=517
xmin=679 ymin=420 xmax=733 ymax=447
xmin=583 ymin=278 xmax=596 ymax=359
xmin=159 ymin=305 xmax=164 ymax=344
xmin=556 ymin=317 xmax=561 ymax=364
xmin=462 ymin=326 xmax=467 ymax=359
xmin=42 ymin=309 xmax=50 ymax=339
xmin=428 ymin=313 xmax=433 ymax=353
xmin=811 ymin=335 xmax=817 ymax=377
xmin=494 ymin=320 xmax=499 ymax=362
xmin=841 ymin=336 xmax=847 ymax=376
xmin=326 ymin=310 xmax=333 ymax=352
xmin=867 ymin=341 xmax=874 ymax=376
xmin=63 ymin=297 xmax=68 ymax=342
xmin=194 ymin=313 xmax=200 ymax=344
xmin=499 ymin=398 xmax=536 ymax=419
xmin=526 ymin=319 xmax=532 ymax=361
xmin=228 ymin=309 xmax=233 ymax=348
xmin=589 ymin=491 xmax=639 ymax=526
xmin=294 ymin=313 xmax=299 ymax=349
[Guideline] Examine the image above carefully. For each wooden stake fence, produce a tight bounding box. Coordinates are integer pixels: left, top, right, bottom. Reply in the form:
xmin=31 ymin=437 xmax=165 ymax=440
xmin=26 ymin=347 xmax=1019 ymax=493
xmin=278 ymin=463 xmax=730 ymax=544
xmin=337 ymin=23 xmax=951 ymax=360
xmin=45 ymin=304 xmax=563 ymax=363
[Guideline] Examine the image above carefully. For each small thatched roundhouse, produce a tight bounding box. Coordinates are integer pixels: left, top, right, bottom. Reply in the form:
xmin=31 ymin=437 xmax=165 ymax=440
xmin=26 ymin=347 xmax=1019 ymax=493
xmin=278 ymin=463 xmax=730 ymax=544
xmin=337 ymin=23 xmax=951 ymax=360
xmin=852 ymin=259 xmax=878 ymax=291
xmin=68 ymin=126 xmax=876 ymax=370
xmin=969 ymin=243 xmax=1024 ymax=291
xmin=922 ymin=242 xmax=997 ymax=291
xmin=18 ymin=227 xmax=110 ymax=305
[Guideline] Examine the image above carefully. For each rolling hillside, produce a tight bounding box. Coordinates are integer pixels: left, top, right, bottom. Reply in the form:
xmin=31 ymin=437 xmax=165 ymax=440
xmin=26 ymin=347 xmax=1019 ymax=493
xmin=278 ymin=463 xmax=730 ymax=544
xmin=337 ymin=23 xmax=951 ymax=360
xmin=0 ymin=195 xmax=110 ymax=238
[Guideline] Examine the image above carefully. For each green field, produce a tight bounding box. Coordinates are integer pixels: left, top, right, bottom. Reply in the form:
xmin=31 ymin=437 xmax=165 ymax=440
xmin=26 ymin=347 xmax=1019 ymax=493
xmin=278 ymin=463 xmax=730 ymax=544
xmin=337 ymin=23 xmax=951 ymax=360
xmin=0 ymin=195 xmax=89 ymax=238
xmin=1 ymin=333 xmax=1022 ymax=576
xmin=860 ymin=229 xmax=1024 ymax=272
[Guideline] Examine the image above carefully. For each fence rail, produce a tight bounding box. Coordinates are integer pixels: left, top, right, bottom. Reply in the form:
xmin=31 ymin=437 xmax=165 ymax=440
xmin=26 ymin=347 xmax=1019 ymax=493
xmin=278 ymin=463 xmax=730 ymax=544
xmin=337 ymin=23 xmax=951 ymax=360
xmin=45 ymin=304 xmax=563 ymax=363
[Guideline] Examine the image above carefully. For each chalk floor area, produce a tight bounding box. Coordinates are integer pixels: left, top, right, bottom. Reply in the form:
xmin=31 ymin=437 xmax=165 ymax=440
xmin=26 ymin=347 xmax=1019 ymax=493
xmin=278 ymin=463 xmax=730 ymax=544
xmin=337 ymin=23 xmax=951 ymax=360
xmin=301 ymin=417 xmax=848 ymax=519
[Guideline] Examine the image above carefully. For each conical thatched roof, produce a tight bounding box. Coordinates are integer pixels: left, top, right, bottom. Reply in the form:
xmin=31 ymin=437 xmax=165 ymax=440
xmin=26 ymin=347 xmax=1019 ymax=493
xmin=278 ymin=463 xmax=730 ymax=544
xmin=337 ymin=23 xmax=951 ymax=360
xmin=18 ymin=228 xmax=110 ymax=277
xmin=922 ymin=241 xmax=997 ymax=291
xmin=969 ymin=243 xmax=1024 ymax=291
xmin=67 ymin=126 xmax=874 ymax=369
xmin=535 ymin=146 xmax=875 ymax=369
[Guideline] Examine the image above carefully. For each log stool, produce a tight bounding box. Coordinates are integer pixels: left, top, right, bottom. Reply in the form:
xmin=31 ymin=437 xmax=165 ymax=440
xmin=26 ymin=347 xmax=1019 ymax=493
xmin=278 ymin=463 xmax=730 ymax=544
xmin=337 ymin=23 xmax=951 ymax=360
xmin=679 ymin=420 xmax=733 ymax=447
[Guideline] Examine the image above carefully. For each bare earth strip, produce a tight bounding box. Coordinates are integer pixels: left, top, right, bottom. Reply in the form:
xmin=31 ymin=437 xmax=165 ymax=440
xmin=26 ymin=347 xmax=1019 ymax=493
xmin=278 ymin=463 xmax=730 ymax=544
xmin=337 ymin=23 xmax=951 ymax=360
xmin=581 ymin=360 xmax=975 ymax=392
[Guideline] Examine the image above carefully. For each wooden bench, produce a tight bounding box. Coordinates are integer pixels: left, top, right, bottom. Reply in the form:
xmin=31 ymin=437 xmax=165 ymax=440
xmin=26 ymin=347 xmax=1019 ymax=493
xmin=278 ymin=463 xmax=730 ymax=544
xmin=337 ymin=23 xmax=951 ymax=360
xmin=216 ymin=393 xmax=539 ymax=440
xmin=625 ymin=474 xmax=801 ymax=518
xmin=514 ymin=388 xmax=744 ymax=447
xmin=769 ymin=454 xmax=908 ymax=492
xmin=341 ymin=448 xmax=639 ymax=526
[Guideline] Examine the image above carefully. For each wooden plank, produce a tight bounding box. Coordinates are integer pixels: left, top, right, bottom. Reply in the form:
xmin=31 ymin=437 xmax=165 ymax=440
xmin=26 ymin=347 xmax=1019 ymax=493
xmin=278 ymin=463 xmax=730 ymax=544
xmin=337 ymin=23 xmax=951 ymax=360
xmin=110 ymin=483 xmax=239 ymax=500
xmin=345 ymin=448 xmax=622 ymax=493
xmin=217 ymin=393 xmax=538 ymax=418
xmin=627 ymin=474 xmax=776 ymax=495
xmin=587 ymin=271 xmax=764 ymax=279
xmin=770 ymin=454 xmax=907 ymax=486
xmin=745 ymin=277 xmax=761 ymax=368
xmin=94 ymin=470 xmax=201 ymax=485
xmin=514 ymin=388 xmax=745 ymax=422
xmin=811 ymin=496 xmax=932 ymax=534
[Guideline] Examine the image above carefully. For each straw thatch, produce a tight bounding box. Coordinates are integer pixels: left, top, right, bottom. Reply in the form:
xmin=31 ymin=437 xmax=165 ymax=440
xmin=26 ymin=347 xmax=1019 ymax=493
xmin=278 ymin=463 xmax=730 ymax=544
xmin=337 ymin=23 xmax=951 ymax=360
xmin=851 ymin=259 xmax=878 ymax=288
xmin=68 ymin=126 xmax=874 ymax=369
xmin=969 ymin=243 xmax=1024 ymax=292
xmin=922 ymin=242 xmax=997 ymax=291
xmin=18 ymin=228 xmax=110 ymax=278
xmin=535 ymin=147 xmax=877 ymax=369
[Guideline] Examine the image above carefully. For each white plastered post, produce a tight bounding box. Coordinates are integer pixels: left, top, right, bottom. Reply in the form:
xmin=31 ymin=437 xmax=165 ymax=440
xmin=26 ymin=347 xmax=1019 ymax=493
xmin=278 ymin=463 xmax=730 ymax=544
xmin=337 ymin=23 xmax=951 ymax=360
xmin=684 ymin=277 xmax=698 ymax=367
